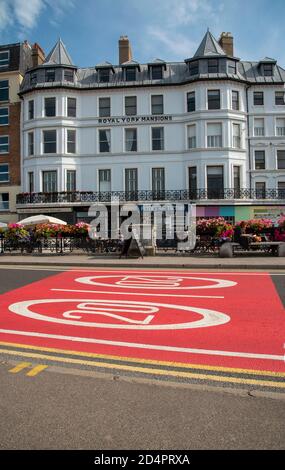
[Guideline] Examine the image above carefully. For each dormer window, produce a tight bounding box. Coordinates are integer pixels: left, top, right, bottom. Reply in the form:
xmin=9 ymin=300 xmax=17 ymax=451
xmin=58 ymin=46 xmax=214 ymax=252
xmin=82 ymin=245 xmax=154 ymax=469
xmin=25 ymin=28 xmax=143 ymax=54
xmin=263 ymin=63 xmax=273 ymax=76
xmin=46 ymin=69 xmax=55 ymax=82
xmin=189 ymin=61 xmax=199 ymax=76
xmin=208 ymin=59 xmax=219 ymax=73
xmin=228 ymin=60 xmax=236 ymax=74
xmin=0 ymin=51 xmax=9 ymax=68
xmin=151 ymin=65 xmax=163 ymax=80
xmin=258 ymin=58 xmax=276 ymax=77
xmin=30 ymin=72 xmax=37 ymax=85
xmin=64 ymin=69 xmax=74 ymax=82
xmin=99 ymin=68 xmax=110 ymax=83
xmin=125 ymin=67 xmax=136 ymax=81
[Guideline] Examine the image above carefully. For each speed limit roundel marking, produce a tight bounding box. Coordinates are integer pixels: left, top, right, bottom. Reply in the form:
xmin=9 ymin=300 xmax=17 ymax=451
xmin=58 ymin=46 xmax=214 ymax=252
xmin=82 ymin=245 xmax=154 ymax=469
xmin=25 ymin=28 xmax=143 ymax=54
xmin=8 ymin=298 xmax=231 ymax=330
xmin=75 ymin=275 xmax=237 ymax=290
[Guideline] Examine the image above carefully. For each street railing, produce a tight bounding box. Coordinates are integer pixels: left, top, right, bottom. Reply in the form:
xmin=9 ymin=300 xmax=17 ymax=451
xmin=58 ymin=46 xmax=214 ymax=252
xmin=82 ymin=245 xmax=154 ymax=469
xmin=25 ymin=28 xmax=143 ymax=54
xmin=16 ymin=188 xmax=285 ymax=205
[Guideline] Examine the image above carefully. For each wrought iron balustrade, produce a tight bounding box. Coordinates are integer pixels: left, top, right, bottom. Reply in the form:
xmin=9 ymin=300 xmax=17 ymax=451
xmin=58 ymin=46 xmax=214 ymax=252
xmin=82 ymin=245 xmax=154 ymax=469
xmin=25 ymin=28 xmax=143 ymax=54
xmin=16 ymin=188 xmax=285 ymax=205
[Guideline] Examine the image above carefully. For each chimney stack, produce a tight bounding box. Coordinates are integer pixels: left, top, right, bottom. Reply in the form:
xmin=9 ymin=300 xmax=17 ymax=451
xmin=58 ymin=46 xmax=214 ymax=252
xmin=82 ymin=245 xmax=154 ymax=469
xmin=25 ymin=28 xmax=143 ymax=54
xmin=219 ymin=32 xmax=234 ymax=57
xmin=32 ymin=43 xmax=45 ymax=67
xmin=119 ymin=36 xmax=132 ymax=64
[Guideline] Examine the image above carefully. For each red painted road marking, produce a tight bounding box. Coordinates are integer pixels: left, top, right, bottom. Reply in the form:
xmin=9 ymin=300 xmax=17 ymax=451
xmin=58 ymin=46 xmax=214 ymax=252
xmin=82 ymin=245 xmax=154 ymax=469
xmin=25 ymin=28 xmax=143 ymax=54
xmin=0 ymin=270 xmax=284 ymax=373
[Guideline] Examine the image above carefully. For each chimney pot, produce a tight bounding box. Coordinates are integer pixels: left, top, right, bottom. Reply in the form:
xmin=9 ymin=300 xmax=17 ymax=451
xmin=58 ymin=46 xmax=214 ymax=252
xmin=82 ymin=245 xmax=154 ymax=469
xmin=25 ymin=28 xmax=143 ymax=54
xmin=219 ymin=32 xmax=234 ymax=57
xmin=32 ymin=42 xmax=45 ymax=67
xmin=118 ymin=35 xmax=132 ymax=64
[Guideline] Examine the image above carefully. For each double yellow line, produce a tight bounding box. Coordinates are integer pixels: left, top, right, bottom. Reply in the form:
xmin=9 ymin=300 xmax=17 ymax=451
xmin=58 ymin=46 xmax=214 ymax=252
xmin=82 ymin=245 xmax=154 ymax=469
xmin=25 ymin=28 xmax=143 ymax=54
xmin=1 ymin=340 xmax=285 ymax=389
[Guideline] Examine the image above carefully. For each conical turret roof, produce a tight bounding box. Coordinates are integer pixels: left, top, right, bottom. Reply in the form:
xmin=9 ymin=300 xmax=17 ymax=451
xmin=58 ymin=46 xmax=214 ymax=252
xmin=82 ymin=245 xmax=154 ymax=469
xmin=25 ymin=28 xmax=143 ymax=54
xmin=44 ymin=38 xmax=74 ymax=66
xmin=193 ymin=30 xmax=226 ymax=58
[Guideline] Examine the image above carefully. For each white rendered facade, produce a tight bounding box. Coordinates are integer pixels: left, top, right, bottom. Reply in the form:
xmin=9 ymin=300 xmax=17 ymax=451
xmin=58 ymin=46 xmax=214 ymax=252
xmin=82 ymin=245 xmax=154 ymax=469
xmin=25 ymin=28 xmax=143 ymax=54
xmin=17 ymin=33 xmax=285 ymax=222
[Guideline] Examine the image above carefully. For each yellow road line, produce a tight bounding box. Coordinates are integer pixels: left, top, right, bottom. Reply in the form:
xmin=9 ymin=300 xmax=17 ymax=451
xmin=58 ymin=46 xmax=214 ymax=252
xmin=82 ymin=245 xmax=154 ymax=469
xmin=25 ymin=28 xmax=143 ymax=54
xmin=26 ymin=364 xmax=48 ymax=377
xmin=0 ymin=340 xmax=284 ymax=378
xmin=9 ymin=362 xmax=32 ymax=374
xmin=1 ymin=347 xmax=285 ymax=389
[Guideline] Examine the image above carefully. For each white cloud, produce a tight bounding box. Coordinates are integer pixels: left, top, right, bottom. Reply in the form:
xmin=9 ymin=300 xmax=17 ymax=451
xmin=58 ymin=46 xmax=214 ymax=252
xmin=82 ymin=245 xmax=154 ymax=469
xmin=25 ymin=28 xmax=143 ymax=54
xmin=13 ymin=0 xmax=44 ymax=29
xmin=147 ymin=28 xmax=197 ymax=59
xmin=137 ymin=0 xmax=224 ymax=60
xmin=0 ymin=0 xmax=13 ymax=30
xmin=0 ymin=0 xmax=75 ymax=34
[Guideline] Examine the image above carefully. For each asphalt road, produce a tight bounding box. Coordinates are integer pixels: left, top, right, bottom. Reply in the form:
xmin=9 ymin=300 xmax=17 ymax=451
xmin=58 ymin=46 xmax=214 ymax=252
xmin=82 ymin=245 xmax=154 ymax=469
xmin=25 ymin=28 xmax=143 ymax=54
xmin=0 ymin=266 xmax=284 ymax=450
xmin=0 ymin=364 xmax=285 ymax=450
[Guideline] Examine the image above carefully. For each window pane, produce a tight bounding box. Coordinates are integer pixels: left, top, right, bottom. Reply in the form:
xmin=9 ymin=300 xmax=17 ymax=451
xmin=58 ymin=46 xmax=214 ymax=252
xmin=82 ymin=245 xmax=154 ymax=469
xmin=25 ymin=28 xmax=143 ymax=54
xmin=189 ymin=61 xmax=199 ymax=76
xmin=28 ymin=172 xmax=34 ymax=193
xmin=187 ymin=92 xmax=195 ymax=112
xmin=254 ymin=92 xmax=264 ymax=105
xmin=99 ymin=169 xmax=111 ymax=192
xmin=208 ymin=90 xmax=220 ymax=109
xmin=254 ymin=118 xmax=264 ymax=136
xmin=0 ymin=135 xmax=8 ymax=153
xmin=46 ymin=69 xmax=55 ymax=82
xmin=255 ymin=182 xmax=266 ymax=199
xmin=66 ymin=170 xmax=76 ymax=191
xmin=275 ymin=92 xmax=285 ymax=105
xmin=228 ymin=61 xmax=236 ymax=74
xmin=277 ymin=150 xmax=285 ymax=169
xmin=151 ymin=66 xmax=163 ymax=80
xmin=151 ymin=95 xmax=163 ymax=114
xmin=0 ymin=107 xmax=8 ymax=125
xmin=125 ymin=128 xmax=137 ymax=151
xmin=0 ymin=192 xmax=9 ymax=210
xmin=189 ymin=167 xmax=197 ymax=192
xmin=28 ymin=132 xmax=34 ymax=156
xmin=67 ymin=129 xmax=76 ymax=153
xmin=67 ymin=97 xmax=76 ymax=117
xmin=207 ymin=166 xmax=224 ymax=199
xmin=99 ymin=69 xmax=110 ymax=83
xmin=30 ymin=72 xmax=37 ymax=85
xmin=255 ymin=150 xmax=265 ymax=169
xmin=0 ymin=164 xmax=9 ymax=182
xmin=276 ymin=118 xmax=285 ymax=136
xmin=0 ymin=80 xmax=9 ymax=101
xmin=277 ymin=181 xmax=285 ymax=198
xmin=0 ymin=51 xmax=9 ymax=67
xmin=152 ymin=168 xmax=165 ymax=192
xmin=232 ymin=91 xmax=239 ymax=110
xmin=125 ymin=168 xmax=138 ymax=193
xmin=207 ymin=123 xmax=222 ymax=147
xmin=187 ymin=125 xmax=196 ymax=149
xmin=45 ymin=97 xmax=56 ymax=117
xmin=233 ymin=166 xmax=240 ymax=192
xmin=43 ymin=171 xmax=57 ymax=192
xmin=43 ymin=130 xmax=57 ymax=153
xmin=263 ymin=64 xmax=273 ymax=76
xmin=125 ymin=67 xmax=136 ymax=81
xmin=208 ymin=59 xmax=219 ymax=73
xmin=28 ymin=100 xmax=34 ymax=120
xmin=99 ymin=97 xmax=111 ymax=117
xmin=64 ymin=70 xmax=74 ymax=82
xmin=99 ymin=129 xmax=111 ymax=152
xmin=233 ymin=124 xmax=241 ymax=148
xmin=152 ymin=127 xmax=164 ymax=150
xmin=125 ymin=96 xmax=137 ymax=116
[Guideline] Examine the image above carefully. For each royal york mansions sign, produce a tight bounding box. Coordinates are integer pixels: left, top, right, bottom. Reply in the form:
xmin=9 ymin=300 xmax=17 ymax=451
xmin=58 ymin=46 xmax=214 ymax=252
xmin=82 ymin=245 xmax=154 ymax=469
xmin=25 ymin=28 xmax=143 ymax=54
xmin=98 ymin=115 xmax=173 ymax=125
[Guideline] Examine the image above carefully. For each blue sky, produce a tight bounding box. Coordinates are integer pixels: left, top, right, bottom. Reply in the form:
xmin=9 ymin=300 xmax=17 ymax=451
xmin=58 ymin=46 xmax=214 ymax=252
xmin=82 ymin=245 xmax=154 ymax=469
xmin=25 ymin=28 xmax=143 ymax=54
xmin=0 ymin=0 xmax=285 ymax=67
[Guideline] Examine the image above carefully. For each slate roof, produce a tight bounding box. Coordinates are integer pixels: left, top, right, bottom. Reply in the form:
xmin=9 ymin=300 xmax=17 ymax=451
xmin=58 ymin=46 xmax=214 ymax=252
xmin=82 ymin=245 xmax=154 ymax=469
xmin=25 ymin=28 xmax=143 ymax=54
xmin=20 ymin=32 xmax=285 ymax=93
xmin=43 ymin=38 xmax=73 ymax=66
xmin=193 ymin=30 xmax=226 ymax=58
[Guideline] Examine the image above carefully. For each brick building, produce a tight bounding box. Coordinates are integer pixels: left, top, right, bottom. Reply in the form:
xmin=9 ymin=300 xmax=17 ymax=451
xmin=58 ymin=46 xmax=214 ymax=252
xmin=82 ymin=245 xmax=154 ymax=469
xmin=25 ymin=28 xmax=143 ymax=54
xmin=0 ymin=41 xmax=44 ymax=223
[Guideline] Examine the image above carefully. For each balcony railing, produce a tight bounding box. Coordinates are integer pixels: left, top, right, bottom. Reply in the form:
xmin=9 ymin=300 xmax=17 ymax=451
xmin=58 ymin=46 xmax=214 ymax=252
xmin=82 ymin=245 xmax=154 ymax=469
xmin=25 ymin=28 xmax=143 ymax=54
xmin=16 ymin=188 xmax=285 ymax=205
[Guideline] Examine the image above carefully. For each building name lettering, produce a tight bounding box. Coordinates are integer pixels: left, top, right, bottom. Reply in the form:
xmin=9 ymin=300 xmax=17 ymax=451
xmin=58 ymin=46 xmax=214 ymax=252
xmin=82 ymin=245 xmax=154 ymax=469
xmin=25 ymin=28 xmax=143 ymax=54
xmin=98 ymin=115 xmax=173 ymax=124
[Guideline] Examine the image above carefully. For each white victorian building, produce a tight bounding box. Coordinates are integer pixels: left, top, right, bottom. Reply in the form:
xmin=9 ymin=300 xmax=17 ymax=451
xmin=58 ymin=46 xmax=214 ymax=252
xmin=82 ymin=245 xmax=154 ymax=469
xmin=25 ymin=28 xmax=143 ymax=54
xmin=17 ymin=31 xmax=285 ymax=224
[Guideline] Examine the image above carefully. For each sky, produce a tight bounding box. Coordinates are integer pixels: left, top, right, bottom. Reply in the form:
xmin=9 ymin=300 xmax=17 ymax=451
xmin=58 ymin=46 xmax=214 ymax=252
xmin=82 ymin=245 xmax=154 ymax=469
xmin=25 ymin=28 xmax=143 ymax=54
xmin=0 ymin=0 xmax=285 ymax=68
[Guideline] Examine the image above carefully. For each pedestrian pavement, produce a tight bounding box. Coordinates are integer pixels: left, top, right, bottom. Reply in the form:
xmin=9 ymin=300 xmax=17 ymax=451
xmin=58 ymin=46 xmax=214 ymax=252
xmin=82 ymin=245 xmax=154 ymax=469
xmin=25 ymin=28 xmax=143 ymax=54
xmin=0 ymin=253 xmax=285 ymax=269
